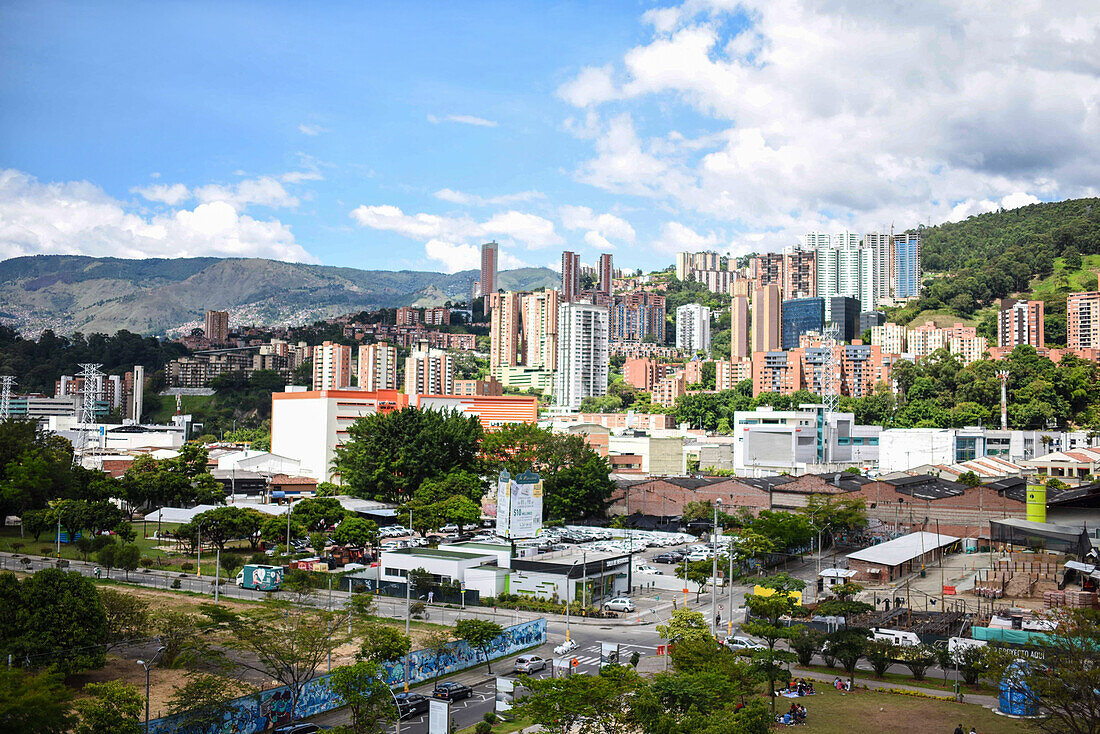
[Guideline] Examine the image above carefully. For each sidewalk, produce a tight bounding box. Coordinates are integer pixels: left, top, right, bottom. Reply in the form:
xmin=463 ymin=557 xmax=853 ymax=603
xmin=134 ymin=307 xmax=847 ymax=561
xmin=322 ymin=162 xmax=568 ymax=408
xmin=794 ymin=669 xmax=1000 ymax=709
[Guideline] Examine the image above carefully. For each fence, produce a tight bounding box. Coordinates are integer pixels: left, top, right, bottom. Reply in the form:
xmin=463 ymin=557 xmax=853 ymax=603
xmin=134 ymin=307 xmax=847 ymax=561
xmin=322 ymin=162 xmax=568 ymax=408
xmin=146 ymin=618 xmax=546 ymax=734
xmin=345 ymin=576 xmax=481 ymax=606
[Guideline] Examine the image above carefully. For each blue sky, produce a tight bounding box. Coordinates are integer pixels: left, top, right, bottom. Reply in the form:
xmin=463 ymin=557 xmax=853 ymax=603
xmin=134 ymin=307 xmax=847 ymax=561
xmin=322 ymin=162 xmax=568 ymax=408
xmin=1 ymin=1 xmax=1096 ymax=273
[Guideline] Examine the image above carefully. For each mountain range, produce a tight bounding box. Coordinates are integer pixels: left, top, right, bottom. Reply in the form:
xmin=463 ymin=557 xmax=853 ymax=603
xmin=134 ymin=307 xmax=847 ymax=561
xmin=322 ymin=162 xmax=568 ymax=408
xmin=0 ymin=255 xmax=560 ymax=336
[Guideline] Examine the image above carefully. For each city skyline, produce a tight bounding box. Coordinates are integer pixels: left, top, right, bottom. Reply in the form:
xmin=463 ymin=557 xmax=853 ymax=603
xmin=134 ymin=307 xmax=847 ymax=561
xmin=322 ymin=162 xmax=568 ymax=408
xmin=2 ymin=2 xmax=1097 ymax=275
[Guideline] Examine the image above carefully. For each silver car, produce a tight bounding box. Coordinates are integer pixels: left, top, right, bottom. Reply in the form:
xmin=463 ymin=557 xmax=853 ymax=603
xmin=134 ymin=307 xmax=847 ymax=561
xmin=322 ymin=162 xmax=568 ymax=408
xmin=513 ymin=655 xmax=547 ymax=674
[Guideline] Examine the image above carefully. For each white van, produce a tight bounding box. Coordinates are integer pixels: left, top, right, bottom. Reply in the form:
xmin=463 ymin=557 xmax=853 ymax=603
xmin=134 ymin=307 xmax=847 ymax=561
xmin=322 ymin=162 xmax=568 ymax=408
xmin=872 ymin=628 xmax=921 ymax=646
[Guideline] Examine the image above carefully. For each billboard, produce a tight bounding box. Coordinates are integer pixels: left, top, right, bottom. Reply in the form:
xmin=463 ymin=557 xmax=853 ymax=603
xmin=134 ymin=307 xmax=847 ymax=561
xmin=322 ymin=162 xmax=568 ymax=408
xmin=495 ymin=470 xmax=543 ymax=539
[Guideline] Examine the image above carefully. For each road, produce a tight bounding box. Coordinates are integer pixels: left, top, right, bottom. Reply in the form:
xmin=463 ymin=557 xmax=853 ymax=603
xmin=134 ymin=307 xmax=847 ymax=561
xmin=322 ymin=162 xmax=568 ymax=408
xmin=0 ymin=540 xmax=841 ymax=732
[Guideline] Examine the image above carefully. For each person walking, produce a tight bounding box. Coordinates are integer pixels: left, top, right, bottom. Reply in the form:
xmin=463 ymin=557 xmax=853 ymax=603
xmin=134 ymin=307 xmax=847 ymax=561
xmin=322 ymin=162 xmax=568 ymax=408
xmin=953 ymin=725 xmax=964 ymax=734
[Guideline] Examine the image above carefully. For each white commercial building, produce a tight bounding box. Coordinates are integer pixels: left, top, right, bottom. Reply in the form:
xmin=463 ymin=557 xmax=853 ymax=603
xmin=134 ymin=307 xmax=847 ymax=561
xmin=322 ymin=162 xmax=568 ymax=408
xmin=675 ymin=303 xmax=711 ymax=354
xmin=555 ymin=302 xmax=610 ymax=410
xmin=270 ymin=387 xmax=405 ymax=482
xmin=733 ymin=404 xmax=880 ymax=475
xmin=813 ymin=233 xmax=877 ymax=320
xmin=879 ymin=427 xmax=1095 ymax=473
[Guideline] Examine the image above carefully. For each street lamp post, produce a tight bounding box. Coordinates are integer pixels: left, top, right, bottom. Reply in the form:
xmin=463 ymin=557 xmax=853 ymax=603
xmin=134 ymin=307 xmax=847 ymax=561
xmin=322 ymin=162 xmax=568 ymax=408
xmin=404 ymin=508 xmax=412 ymax=692
xmin=565 ymin=559 xmax=579 ymax=642
xmin=55 ymin=508 xmax=62 ymax=559
xmin=712 ymin=500 xmax=721 ymax=635
xmin=136 ymin=646 xmax=166 ymax=734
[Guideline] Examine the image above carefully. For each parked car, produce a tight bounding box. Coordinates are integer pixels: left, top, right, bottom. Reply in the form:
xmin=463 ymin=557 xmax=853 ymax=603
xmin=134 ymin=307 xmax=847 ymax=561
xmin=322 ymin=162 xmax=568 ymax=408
xmin=514 ymin=655 xmax=547 ymax=674
xmin=603 ymin=597 xmax=635 ymax=613
xmin=723 ymin=636 xmax=765 ymax=651
xmin=394 ymin=692 xmax=430 ymax=719
xmin=439 ymin=523 xmax=459 ymax=533
xmin=634 ymin=565 xmax=661 ymax=574
xmin=432 ymin=681 xmax=473 ymax=701
xmin=653 ymin=553 xmax=681 ymax=564
xmin=273 ymin=725 xmax=321 ymax=734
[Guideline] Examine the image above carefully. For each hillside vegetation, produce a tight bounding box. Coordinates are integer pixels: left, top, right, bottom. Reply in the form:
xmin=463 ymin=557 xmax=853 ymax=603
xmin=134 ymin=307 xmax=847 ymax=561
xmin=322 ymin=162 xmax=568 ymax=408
xmin=889 ymin=198 xmax=1100 ymax=342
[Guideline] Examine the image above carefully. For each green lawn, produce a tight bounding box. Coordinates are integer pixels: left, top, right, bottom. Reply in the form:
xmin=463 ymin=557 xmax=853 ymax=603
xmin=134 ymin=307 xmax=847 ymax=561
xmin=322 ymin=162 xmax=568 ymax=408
xmin=0 ymin=524 xmax=177 ymax=560
xmin=146 ymin=393 xmax=216 ymax=423
xmin=792 ymin=686 xmax=1037 ymax=734
xmin=795 ymin=664 xmax=995 ymax=694
xmin=901 ymin=309 xmax=985 ymax=328
xmin=457 ymin=713 xmax=534 ymax=734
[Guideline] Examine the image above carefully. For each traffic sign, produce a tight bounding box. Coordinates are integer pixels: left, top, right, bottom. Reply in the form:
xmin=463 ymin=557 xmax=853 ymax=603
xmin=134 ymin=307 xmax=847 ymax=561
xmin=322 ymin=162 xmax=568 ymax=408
xmin=571 ymin=658 xmax=579 ymax=667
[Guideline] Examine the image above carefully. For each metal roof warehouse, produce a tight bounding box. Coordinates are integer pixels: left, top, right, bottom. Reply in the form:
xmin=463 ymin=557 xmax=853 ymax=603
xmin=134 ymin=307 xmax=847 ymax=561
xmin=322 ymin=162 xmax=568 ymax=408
xmin=845 ymin=531 xmax=959 ymax=583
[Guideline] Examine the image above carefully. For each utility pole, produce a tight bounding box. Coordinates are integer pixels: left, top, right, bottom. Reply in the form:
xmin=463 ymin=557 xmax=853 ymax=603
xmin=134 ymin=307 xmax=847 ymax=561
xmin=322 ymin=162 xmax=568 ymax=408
xmin=404 ymin=508 xmax=413 ymax=692
xmin=214 ymin=547 xmax=220 ymax=604
xmin=997 ymin=370 xmax=1009 ymax=430
xmin=712 ymin=499 xmax=721 ymax=635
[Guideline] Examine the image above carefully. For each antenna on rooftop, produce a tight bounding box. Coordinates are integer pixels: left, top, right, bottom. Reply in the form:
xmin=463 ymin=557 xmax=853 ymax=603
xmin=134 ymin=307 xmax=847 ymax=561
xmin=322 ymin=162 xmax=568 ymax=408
xmin=0 ymin=375 xmax=15 ymax=420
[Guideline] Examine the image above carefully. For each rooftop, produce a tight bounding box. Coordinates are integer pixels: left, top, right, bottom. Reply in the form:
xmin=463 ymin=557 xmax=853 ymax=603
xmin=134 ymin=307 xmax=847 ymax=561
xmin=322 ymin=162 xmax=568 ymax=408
xmin=382 ymin=547 xmax=494 ymax=560
xmin=846 ymin=531 xmax=959 ymax=567
xmin=885 ymin=474 xmax=967 ymax=500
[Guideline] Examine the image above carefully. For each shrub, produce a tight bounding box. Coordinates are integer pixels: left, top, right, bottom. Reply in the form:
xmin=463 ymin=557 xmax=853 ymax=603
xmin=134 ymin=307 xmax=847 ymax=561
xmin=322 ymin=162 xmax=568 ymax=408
xmin=180 ymin=562 xmax=194 ymax=571
xmin=483 ymin=712 xmax=498 ymax=724
xmin=41 ymin=546 xmax=54 ymax=556
xmin=475 ymin=722 xmax=492 ymax=734
xmin=171 ymin=579 xmax=181 ymax=589
xmin=140 ymin=557 xmax=156 ymax=567
xmin=10 ymin=542 xmax=23 ymax=553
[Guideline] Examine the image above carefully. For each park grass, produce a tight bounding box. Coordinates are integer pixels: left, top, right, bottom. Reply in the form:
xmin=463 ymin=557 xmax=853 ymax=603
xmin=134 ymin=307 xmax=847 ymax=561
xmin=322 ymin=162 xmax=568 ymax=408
xmin=900 ymin=309 xmax=985 ymax=329
xmin=0 ymin=524 xmax=179 ymax=561
xmin=457 ymin=713 xmax=534 ymax=734
xmin=795 ymin=664 xmax=996 ymax=695
xmin=794 ymin=686 xmax=1038 ymax=734
xmin=146 ymin=393 xmax=216 ymax=423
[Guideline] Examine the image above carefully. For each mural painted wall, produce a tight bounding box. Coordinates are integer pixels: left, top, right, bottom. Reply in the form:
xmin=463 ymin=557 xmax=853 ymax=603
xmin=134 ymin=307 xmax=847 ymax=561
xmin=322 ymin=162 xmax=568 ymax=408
xmin=146 ymin=618 xmax=546 ymax=734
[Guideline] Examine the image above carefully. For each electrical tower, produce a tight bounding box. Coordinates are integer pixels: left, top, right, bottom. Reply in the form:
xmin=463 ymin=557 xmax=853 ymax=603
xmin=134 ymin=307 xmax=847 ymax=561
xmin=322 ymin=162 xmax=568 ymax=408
xmin=821 ymin=325 xmax=841 ymax=415
xmin=77 ymin=363 xmax=105 ymax=424
xmin=0 ymin=375 xmax=15 ymax=420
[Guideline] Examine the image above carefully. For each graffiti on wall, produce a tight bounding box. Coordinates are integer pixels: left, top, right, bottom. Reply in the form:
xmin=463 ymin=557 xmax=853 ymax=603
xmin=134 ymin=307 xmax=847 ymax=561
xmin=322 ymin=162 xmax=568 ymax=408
xmin=146 ymin=618 xmax=546 ymax=734
xmin=379 ymin=617 xmax=545 ymax=687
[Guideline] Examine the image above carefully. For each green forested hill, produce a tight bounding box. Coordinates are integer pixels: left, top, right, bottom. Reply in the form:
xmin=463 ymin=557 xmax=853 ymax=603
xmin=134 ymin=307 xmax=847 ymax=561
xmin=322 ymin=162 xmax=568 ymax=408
xmin=890 ymin=198 xmax=1100 ymax=339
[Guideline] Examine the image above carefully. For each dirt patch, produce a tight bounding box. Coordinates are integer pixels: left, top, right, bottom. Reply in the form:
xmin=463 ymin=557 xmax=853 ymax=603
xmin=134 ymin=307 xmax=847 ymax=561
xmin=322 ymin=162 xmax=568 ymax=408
xmin=68 ymin=656 xmax=206 ymax=721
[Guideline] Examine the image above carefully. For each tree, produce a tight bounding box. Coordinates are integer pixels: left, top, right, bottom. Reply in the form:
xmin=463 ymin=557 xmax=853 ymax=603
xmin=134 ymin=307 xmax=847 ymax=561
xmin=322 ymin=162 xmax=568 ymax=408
xmin=333 ymin=517 xmax=378 ymax=549
xmin=96 ymin=541 xmax=118 ymax=579
xmin=326 ymin=661 xmax=397 ymax=734
xmin=732 ymin=529 xmax=777 ymax=574
xmin=292 ymin=497 xmax=349 ymax=531
xmin=987 ymin=608 xmax=1100 ymax=734
xmin=116 ymin=543 xmax=141 ymax=580
xmin=199 ymin=601 xmax=343 ymax=724
xmin=519 ymin=670 xmax=638 ymax=734
xmin=455 ymin=618 xmax=504 ymax=674
xmin=358 ymin=622 xmax=411 ymax=665
xmin=334 ymin=407 xmax=483 ymax=502
xmin=541 ymin=455 xmax=616 ymax=521
xmin=423 ymin=629 xmax=453 ymax=684
xmin=899 ymin=644 xmax=937 ymax=681
xmin=675 ymin=559 xmax=715 ymax=602
xmin=20 ymin=509 xmax=52 ymax=542
xmin=743 ymin=575 xmax=805 ymax=713
xmin=863 ymin=639 xmax=896 ymax=677
xmin=165 ymin=673 xmax=245 ymax=734
xmin=0 ymin=668 xmax=75 ymax=734
xmin=153 ymin=609 xmax=200 ymax=667
xmin=74 ymin=681 xmax=143 ymax=734
xmin=99 ymin=588 xmax=149 ymax=651
xmin=956 ymin=643 xmax=991 ymax=686
xmin=186 ymin=507 xmax=264 ymax=551
xmin=788 ymin=625 xmax=823 ymax=667
xmin=826 ymin=628 xmax=869 ymax=689
xmin=260 ymin=514 xmax=305 ymax=547
xmin=3 ymin=569 xmax=108 ymax=674
xmin=656 ymin=608 xmax=711 ymax=644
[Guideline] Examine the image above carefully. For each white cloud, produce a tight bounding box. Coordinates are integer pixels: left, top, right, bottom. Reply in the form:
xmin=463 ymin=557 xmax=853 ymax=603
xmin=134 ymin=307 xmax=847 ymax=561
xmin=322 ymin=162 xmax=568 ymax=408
xmin=559 ymin=0 xmax=1100 ymax=251
xmin=0 ymin=169 xmax=316 ymax=262
xmin=433 ymin=188 xmax=544 ymax=206
xmin=298 ymin=123 xmax=328 ymax=136
xmin=350 ymin=203 xmax=562 ymax=250
xmin=194 ymin=176 xmax=299 ymax=211
xmin=427 ymin=114 xmax=499 ymax=128
xmin=424 ymin=239 xmax=480 ymax=273
xmin=559 ymin=204 xmax=636 ymax=251
xmin=132 ymin=183 xmax=191 ymax=206
xmin=652 ymin=221 xmax=722 ymax=254
xmin=281 ymin=170 xmax=324 ymax=183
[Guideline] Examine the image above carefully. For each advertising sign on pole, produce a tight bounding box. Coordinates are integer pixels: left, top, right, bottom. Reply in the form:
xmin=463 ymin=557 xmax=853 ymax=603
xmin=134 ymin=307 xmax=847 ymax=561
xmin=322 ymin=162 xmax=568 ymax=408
xmin=600 ymin=642 xmax=620 ymax=669
xmin=495 ymin=677 xmax=515 ymax=712
xmin=495 ymin=470 xmax=543 ymax=539
xmin=429 ymin=698 xmax=449 ymax=734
